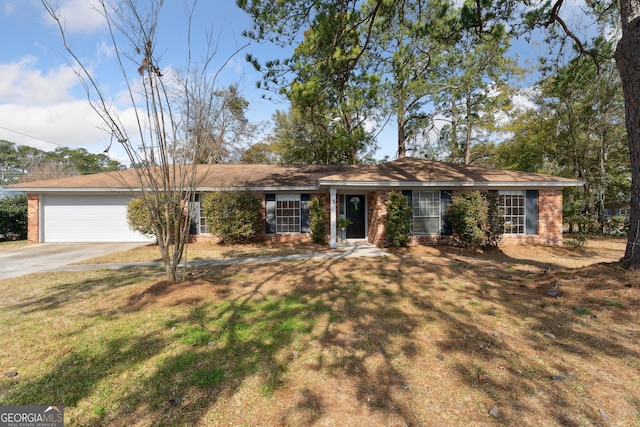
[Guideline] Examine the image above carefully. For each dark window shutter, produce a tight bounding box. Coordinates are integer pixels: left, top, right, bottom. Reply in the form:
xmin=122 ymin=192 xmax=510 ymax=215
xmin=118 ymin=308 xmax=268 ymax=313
xmin=265 ymin=194 xmax=276 ymax=234
xmin=526 ymin=190 xmax=538 ymax=235
xmin=440 ymin=190 xmax=452 ymax=235
xmin=300 ymin=194 xmax=310 ymax=233
xmin=401 ymin=190 xmax=412 ymax=206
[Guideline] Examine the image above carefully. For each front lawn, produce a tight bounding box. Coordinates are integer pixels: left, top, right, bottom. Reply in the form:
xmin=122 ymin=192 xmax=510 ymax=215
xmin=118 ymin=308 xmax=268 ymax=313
xmin=0 ymin=240 xmax=28 ymax=251
xmin=0 ymin=239 xmax=638 ymax=426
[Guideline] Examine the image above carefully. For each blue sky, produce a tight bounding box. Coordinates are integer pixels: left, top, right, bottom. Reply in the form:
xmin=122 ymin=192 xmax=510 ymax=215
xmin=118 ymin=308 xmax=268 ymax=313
xmin=0 ymin=0 xmax=594 ymax=166
xmin=0 ymin=0 xmax=293 ymax=165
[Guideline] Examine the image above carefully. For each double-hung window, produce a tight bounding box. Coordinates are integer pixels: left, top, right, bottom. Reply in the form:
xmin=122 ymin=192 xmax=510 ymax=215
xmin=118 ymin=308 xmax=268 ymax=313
xmin=276 ymin=194 xmax=301 ymax=233
xmin=412 ymin=190 xmax=440 ymax=235
xmin=265 ymin=194 xmax=310 ymax=234
xmin=500 ymin=190 xmax=525 ymax=234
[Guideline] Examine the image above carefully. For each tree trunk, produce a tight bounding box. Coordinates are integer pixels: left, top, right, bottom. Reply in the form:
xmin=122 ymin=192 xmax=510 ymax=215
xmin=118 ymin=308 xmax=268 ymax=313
xmin=397 ymin=120 xmax=406 ymax=158
xmin=615 ymin=5 xmax=640 ymax=269
xmin=450 ymin=99 xmax=458 ymax=162
xmin=464 ymin=90 xmax=473 ymax=165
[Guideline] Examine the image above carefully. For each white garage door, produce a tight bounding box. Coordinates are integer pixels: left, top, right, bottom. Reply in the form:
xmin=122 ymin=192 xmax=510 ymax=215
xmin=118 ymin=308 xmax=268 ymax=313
xmin=43 ymin=194 xmax=155 ymax=243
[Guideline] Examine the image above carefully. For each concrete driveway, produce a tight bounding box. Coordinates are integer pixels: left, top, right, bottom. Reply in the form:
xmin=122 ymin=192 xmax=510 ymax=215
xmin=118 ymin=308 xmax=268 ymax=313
xmin=0 ymin=243 xmax=150 ymax=280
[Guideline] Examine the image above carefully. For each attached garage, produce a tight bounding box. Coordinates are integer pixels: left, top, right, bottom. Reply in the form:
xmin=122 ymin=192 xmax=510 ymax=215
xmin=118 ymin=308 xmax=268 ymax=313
xmin=41 ymin=194 xmax=154 ymax=243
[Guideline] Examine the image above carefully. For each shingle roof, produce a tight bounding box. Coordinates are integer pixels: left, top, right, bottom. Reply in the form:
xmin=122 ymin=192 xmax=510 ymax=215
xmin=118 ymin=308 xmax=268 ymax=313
xmin=318 ymin=157 xmax=581 ymax=187
xmin=5 ymin=164 xmax=358 ymax=191
xmin=5 ymin=157 xmax=582 ymax=192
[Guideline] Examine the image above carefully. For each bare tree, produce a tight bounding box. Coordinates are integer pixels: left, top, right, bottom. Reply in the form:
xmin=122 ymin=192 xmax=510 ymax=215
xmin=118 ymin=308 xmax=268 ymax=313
xmin=42 ymin=0 xmax=241 ymax=282
xmin=18 ymin=161 xmax=77 ymax=182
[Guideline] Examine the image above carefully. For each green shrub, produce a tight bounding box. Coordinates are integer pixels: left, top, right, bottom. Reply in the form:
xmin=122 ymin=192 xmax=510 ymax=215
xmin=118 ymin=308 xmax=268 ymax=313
xmin=202 ymin=190 xmax=262 ymax=243
xmin=445 ymin=191 xmax=503 ymax=248
xmin=0 ymin=194 xmax=27 ymax=239
xmin=385 ymin=191 xmax=412 ymax=247
xmin=564 ymin=233 xmax=588 ymax=248
xmin=309 ymin=197 xmax=327 ymax=243
xmin=485 ymin=192 xmax=504 ymax=248
xmin=126 ymin=194 xmax=181 ymax=239
xmin=126 ymin=197 xmax=155 ymax=236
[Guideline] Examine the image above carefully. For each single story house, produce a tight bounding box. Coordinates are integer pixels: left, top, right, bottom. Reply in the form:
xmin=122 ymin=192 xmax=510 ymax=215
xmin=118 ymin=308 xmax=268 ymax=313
xmin=5 ymin=157 xmax=583 ymax=247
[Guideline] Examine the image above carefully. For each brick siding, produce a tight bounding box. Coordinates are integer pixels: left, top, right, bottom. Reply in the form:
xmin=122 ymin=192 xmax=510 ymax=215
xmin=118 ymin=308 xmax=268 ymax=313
xmin=27 ymin=194 xmax=39 ymax=243
xmin=367 ymin=189 xmax=564 ymax=247
xmin=190 ymin=192 xmax=329 ymax=244
xmin=38 ymin=188 xmax=563 ymax=247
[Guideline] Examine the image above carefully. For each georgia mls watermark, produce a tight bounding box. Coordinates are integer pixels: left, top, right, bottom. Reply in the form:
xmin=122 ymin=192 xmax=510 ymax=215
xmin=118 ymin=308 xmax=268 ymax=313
xmin=0 ymin=406 xmax=64 ymax=427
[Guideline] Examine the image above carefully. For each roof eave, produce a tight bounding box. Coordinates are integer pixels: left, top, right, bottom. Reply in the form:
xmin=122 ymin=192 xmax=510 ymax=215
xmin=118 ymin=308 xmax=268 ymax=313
xmin=7 ymin=185 xmax=323 ymax=193
xmin=3 ymin=187 xmax=140 ymax=193
xmin=197 ymin=186 xmax=321 ymax=192
xmin=318 ymin=180 xmax=584 ymax=188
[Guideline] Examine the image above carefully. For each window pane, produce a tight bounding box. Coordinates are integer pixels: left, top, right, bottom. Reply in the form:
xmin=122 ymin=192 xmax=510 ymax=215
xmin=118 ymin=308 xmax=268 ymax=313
xmin=412 ymin=191 xmax=440 ymax=235
xmin=500 ymin=191 xmax=525 ymax=235
xmin=276 ymin=195 xmax=300 ymax=233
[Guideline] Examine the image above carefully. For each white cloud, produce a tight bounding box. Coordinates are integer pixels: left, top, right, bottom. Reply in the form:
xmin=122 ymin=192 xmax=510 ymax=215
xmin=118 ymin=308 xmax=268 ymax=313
xmin=0 ymin=55 xmax=140 ymax=164
xmin=95 ymin=40 xmax=116 ymax=61
xmin=0 ymin=57 xmax=78 ymax=106
xmin=0 ymin=101 xmax=107 ymax=150
xmin=0 ymin=99 xmax=143 ymax=165
xmin=512 ymin=93 xmax=536 ymax=112
xmin=41 ymin=0 xmax=106 ymax=34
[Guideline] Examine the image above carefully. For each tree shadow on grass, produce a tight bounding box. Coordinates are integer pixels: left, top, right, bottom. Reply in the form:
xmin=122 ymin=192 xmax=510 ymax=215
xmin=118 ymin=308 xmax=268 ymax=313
xmin=3 ymin=260 xmax=318 ymax=425
xmin=104 ymin=259 xmax=339 ymax=425
xmin=386 ymin=248 xmax=640 ymax=425
xmin=3 ymin=244 xmax=637 ymax=425
xmin=8 ymin=268 xmax=164 ymax=314
xmin=84 ymin=256 xmax=428 ymax=426
xmin=1 ymin=333 xmax=165 ymax=409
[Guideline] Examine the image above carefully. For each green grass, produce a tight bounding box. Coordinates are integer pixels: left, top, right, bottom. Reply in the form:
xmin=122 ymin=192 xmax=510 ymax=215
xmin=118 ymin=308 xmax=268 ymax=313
xmin=573 ymin=306 xmax=591 ymax=315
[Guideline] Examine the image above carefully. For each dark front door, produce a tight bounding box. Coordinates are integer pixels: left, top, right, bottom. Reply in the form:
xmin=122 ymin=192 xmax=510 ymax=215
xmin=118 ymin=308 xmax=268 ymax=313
xmin=346 ymin=195 xmax=365 ymax=238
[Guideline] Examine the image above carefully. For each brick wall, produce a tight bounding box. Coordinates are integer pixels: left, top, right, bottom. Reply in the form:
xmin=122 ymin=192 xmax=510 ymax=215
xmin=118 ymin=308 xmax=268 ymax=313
xmin=27 ymin=194 xmax=39 ymax=243
xmin=367 ymin=190 xmax=457 ymax=247
xmin=191 ymin=192 xmax=328 ymax=244
xmin=537 ymin=189 xmax=563 ymax=245
xmin=192 ymin=188 xmax=565 ymax=247
xmin=368 ymin=189 xmax=565 ymax=248
xmin=367 ymin=191 xmax=387 ymax=246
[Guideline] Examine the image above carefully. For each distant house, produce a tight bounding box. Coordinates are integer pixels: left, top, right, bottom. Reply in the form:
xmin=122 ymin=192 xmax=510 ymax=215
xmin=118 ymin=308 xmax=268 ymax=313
xmin=603 ymin=201 xmax=630 ymax=220
xmin=5 ymin=157 xmax=583 ymax=247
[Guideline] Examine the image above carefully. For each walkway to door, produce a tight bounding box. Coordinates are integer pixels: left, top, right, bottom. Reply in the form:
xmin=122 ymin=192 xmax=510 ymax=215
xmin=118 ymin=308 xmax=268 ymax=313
xmin=335 ymin=240 xmax=388 ymax=258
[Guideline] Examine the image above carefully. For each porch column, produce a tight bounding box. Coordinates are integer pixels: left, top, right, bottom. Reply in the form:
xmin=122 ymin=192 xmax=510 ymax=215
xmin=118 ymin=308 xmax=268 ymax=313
xmin=330 ymin=187 xmax=337 ymax=248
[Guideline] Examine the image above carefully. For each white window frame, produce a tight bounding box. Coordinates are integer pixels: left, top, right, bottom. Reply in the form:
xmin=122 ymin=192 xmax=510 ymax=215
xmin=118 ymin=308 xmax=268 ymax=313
xmin=198 ymin=201 xmax=208 ymax=234
xmin=412 ymin=190 xmax=441 ymax=235
xmin=191 ymin=194 xmax=209 ymax=235
xmin=500 ymin=190 xmax=526 ymax=235
xmin=276 ymin=194 xmax=301 ymax=234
